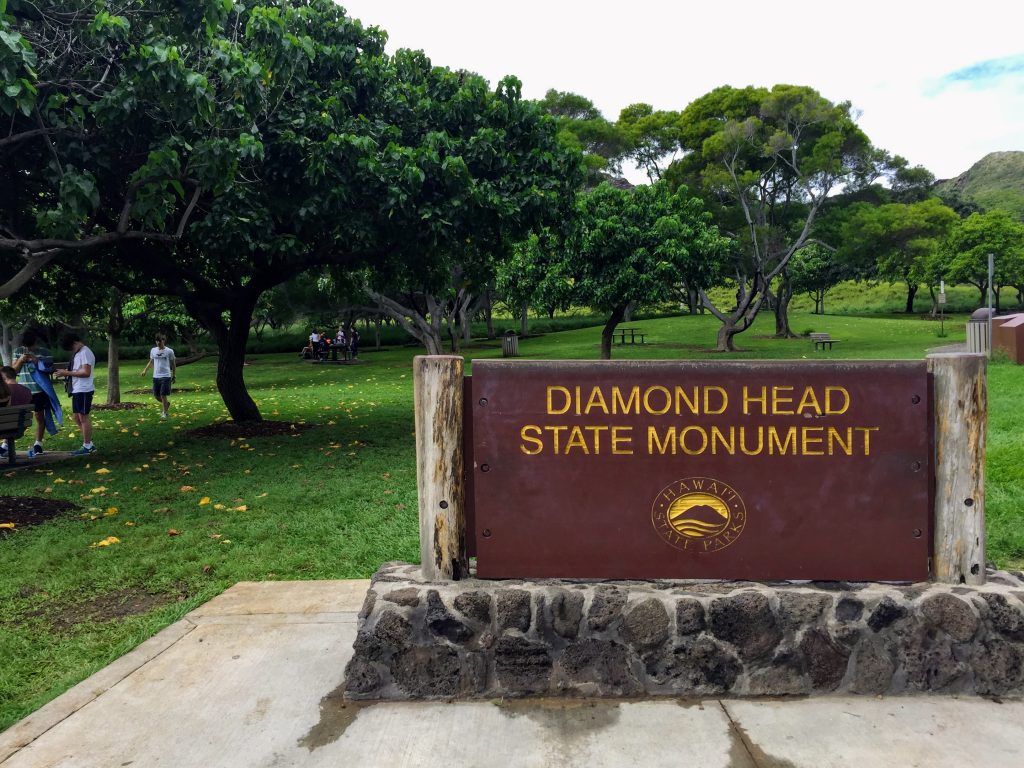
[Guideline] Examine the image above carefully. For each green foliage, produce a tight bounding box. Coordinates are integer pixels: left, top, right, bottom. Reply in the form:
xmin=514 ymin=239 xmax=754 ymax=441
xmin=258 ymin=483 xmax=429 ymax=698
xmin=839 ymin=198 xmax=959 ymax=301
xmin=789 ymin=243 xmax=850 ymax=314
xmin=943 ymin=209 xmax=1024 ymax=305
xmin=566 ymin=181 xmax=728 ymax=344
xmin=3 ymin=0 xmax=578 ymax=419
xmin=617 ymin=103 xmax=680 ymax=182
xmin=538 ymin=88 xmax=628 ymax=183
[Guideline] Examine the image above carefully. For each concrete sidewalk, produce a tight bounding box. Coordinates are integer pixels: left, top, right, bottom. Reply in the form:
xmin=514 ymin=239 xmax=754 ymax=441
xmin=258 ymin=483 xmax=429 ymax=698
xmin=1 ymin=581 xmax=1022 ymax=768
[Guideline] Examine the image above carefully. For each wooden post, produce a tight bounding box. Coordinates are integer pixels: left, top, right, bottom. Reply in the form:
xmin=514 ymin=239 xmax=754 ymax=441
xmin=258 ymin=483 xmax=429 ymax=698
xmin=413 ymin=355 xmax=467 ymax=580
xmin=927 ymin=353 xmax=987 ymax=585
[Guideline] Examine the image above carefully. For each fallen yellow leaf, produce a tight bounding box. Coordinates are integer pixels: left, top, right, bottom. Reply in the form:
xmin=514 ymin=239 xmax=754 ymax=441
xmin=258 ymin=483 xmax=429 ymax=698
xmin=104 ymin=507 xmax=118 ymax=516
xmin=180 ymin=485 xmax=196 ymax=492
xmin=234 ymin=505 xmax=247 ymax=512
xmin=91 ymin=486 xmax=107 ymax=494
xmin=95 ymin=468 xmax=111 ymax=475
xmin=213 ymin=503 xmax=225 ymax=510
xmin=199 ymin=497 xmax=210 ymax=506
xmin=90 ymin=536 xmax=120 ymax=548
xmin=0 ymin=522 xmax=15 ymax=529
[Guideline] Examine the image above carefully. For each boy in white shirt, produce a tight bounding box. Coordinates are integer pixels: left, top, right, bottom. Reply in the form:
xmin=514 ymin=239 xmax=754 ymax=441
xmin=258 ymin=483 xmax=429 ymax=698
xmin=54 ymin=331 xmax=96 ymax=455
xmin=140 ymin=334 xmax=176 ymax=418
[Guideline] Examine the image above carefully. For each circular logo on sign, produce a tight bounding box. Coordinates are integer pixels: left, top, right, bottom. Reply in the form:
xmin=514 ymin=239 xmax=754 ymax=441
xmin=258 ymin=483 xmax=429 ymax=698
xmin=651 ymin=477 xmax=746 ymax=553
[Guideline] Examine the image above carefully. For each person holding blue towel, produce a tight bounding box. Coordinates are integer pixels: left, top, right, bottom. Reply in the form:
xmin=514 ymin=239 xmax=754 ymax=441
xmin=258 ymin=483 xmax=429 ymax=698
xmin=11 ymin=329 xmax=55 ymax=456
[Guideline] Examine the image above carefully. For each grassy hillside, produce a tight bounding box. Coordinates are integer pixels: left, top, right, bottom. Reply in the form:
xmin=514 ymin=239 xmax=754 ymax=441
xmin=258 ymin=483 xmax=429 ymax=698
xmin=935 ymin=151 xmax=1024 ymax=220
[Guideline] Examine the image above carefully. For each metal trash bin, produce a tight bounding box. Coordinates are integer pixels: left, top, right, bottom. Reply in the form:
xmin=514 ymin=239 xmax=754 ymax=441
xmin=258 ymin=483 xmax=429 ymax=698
xmin=501 ymin=330 xmax=519 ymax=357
xmin=966 ymin=322 xmax=989 ymax=354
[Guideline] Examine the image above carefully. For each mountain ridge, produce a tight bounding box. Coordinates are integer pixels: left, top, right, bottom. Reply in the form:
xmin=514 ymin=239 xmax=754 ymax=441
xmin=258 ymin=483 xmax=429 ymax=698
xmin=935 ymin=151 xmax=1024 ymax=220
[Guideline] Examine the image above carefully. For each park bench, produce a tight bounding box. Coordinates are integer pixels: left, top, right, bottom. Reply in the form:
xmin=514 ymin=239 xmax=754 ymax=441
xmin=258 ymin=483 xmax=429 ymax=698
xmin=0 ymin=404 xmax=34 ymax=466
xmin=810 ymin=332 xmax=841 ymax=351
xmin=614 ymin=327 xmax=647 ymax=345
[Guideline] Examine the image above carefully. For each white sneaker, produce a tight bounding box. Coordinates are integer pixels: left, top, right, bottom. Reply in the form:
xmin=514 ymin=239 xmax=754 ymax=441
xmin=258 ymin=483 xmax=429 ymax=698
xmin=160 ymin=411 xmax=167 ymax=419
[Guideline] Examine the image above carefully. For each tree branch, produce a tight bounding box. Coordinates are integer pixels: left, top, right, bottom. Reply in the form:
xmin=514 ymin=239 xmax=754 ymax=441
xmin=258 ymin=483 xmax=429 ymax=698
xmin=0 ymin=251 xmax=60 ymax=300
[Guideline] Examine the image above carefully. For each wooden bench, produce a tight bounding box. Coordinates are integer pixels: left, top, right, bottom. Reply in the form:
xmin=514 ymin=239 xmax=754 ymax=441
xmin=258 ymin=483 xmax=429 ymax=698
xmin=0 ymin=404 xmax=34 ymax=466
xmin=810 ymin=332 xmax=841 ymax=351
xmin=614 ymin=327 xmax=647 ymax=345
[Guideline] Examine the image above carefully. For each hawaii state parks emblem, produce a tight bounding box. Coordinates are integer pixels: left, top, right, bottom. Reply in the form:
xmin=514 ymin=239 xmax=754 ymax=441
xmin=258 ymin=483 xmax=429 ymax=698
xmin=651 ymin=477 xmax=746 ymax=553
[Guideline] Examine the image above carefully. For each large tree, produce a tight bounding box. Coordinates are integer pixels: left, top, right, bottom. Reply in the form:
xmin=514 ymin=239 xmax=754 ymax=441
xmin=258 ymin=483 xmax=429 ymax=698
xmin=4 ymin=0 xmax=578 ymax=420
xmin=944 ymin=210 xmax=1024 ymax=310
xmin=566 ymin=181 xmax=728 ymax=359
xmin=840 ymin=198 xmax=959 ymax=313
xmin=671 ymin=85 xmax=876 ymax=350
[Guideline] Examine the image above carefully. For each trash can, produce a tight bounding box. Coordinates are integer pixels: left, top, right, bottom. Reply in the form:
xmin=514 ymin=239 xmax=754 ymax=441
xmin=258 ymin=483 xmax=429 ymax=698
xmin=966 ymin=308 xmax=992 ymax=354
xmin=501 ymin=330 xmax=519 ymax=358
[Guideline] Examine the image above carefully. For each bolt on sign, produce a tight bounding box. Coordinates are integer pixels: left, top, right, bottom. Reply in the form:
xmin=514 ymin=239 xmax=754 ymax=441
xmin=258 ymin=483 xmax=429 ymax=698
xmin=468 ymin=360 xmax=932 ymax=581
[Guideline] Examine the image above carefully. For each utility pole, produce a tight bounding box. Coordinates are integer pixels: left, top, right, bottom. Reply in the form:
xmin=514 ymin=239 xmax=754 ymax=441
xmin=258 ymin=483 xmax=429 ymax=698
xmin=987 ymin=253 xmax=994 ymax=358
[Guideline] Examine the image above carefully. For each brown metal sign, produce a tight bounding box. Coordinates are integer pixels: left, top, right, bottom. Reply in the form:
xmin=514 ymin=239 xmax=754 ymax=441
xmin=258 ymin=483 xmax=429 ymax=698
xmin=469 ymin=360 xmax=932 ymax=581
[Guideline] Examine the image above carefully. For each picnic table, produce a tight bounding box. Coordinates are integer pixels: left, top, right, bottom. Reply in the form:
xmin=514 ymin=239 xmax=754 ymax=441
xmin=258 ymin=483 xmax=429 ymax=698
xmin=614 ymin=327 xmax=647 ymax=345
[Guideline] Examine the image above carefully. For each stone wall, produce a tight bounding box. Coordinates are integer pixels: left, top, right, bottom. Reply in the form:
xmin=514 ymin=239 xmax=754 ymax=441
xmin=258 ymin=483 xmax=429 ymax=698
xmin=344 ymin=562 xmax=1024 ymax=699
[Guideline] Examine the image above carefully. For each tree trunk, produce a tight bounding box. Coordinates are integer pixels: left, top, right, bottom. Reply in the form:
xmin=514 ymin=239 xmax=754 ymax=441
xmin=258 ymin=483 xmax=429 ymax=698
xmin=374 ymin=315 xmax=382 ymax=350
xmin=813 ymin=289 xmax=825 ymax=315
xmin=687 ymin=286 xmax=700 ymax=315
xmin=460 ymin=305 xmax=472 ymax=346
xmin=716 ymin=318 xmax=740 ymax=352
xmin=484 ymin=291 xmax=495 ymax=340
xmin=623 ymin=301 xmax=636 ymax=323
xmin=905 ymin=282 xmax=919 ymax=314
xmin=994 ymin=286 xmax=1001 ymax=312
xmin=0 ymin=317 xmax=19 ymax=366
xmin=774 ymin=272 xmax=796 ymax=338
xmin=600 ymin=304 xmax=627 ymax=360
xmin=519 ymin=300 xmax=529 ymax=336
xmin=927 ymin=285 xmax=938 ymax=318
xmin=187 ymin=296 xmax=262 ymax=422
xmin=366 ymin=289 xmax=445 ymax=355
xmin=105 ymin=289 xmax=124 ymax=405
xmin=215 ymin=305 xmax=260 ymax=422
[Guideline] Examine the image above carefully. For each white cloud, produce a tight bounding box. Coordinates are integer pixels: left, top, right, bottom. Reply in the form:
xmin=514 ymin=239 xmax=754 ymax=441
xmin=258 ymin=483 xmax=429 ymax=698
xmin=339 ymin=0 xmax=1024 ymax=180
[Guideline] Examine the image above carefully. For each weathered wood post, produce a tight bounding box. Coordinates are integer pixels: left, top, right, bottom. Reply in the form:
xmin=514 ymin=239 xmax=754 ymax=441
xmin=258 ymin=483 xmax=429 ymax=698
xmin=927 ymin=352 xmax=987 ymax=585
xmin=413 ymin=355 xmax=467 ymax=580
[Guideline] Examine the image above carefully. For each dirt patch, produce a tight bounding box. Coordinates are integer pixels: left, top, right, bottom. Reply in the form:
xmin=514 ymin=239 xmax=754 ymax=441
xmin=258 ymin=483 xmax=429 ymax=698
xmin=0 ymin=495 xmax=78 ymax=534
xmin=187 ymin=420 xmax=315 ymax=439
xmin=23 ymin=587 xmax=181 ymax=632
xmin=92 ymin=402 xmax=147 ymax=411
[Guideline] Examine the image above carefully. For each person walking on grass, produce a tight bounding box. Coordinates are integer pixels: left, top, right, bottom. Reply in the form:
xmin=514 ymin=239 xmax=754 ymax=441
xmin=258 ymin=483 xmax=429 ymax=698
xmin=141 ymin=334 xmax=176 ymax=418
xmin=53 ymin=332 xmax=96 ymax=456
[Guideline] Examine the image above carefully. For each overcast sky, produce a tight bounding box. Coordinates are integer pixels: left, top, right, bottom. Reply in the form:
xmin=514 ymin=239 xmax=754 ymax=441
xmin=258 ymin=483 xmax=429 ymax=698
xmin=339 ymin=0 xmax=1024 ymax=184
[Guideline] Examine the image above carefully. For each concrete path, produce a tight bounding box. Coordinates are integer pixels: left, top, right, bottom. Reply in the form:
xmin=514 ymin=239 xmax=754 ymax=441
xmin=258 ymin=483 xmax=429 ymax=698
xmin=2 ymin=581 xmax=1022 ymax=768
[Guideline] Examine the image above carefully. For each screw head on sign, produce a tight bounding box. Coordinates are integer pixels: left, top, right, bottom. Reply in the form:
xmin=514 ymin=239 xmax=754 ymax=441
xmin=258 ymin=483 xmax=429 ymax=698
xmin=481 ymin=464 xmax=491 ymax=472
xmin=439 ymin=500 xmax=448 ymax=509
xmin=482 ymin=529 xmax=492 ymax=538
xmin=479 ymin=398 xmax=488 ymax=407
xmin=911 ymin=395 xmax=921 ymax=404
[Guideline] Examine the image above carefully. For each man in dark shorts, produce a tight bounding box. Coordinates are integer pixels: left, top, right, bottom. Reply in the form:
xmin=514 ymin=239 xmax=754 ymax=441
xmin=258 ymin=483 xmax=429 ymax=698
xmin=141 ymin=334 xmax=176 ymax=418
xmin=11 ymin=329 xmax=53 ymax=455
xmin=54 ymin=332 xmax=96 ymax=455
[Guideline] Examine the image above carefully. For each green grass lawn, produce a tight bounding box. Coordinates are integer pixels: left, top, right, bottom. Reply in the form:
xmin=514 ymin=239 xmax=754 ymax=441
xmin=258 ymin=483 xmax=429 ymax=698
xmin=1 ymin=305 xmax=1022 ymax=730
